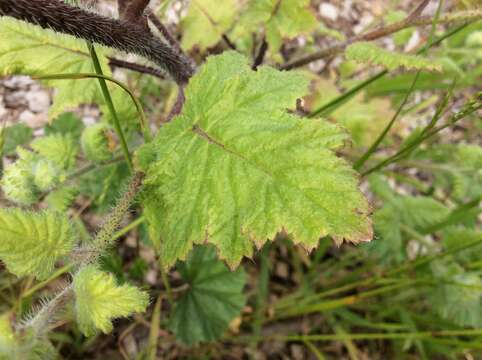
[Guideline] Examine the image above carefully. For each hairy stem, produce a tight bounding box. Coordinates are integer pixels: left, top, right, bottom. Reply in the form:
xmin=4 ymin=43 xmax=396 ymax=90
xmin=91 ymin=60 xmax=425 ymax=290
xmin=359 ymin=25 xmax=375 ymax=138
xmin=0 ymin=0 xmax=194 ymax=84
xmin=19 ymin=285 xmax=73 ymax=335
xmin=91 ymin=172 xmax=145 ymax=254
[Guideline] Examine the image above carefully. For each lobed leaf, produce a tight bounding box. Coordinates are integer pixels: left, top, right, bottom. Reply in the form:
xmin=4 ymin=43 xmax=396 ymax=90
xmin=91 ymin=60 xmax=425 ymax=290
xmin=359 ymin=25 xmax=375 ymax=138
xmin=31 ymin=134 xmax=78 ymax=171
xmin=0 ymin=209 xmax=76 ymax=279
xmin=73 ymin=265 xmax=149 ymax=336
xmin=168 ymin=246 xmax=246 ymax=345
xmin=137 ymin=52 xmax=372 ymax=269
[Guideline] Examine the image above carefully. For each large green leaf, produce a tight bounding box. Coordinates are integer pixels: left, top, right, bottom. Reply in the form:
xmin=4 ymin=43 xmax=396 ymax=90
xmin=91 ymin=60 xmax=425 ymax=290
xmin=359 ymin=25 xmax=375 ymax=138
xmin=73 ymin=265 xmax=149 ymax=336
xmin=181 ymin=0 xmax=239 ymax=51
xmin=137 ymin=52 xmax=372 ymax=268
xmin=168 ymin=246 xmax=246 ymax=345
xmin=0 ymin=209 xmax=76 ymax=279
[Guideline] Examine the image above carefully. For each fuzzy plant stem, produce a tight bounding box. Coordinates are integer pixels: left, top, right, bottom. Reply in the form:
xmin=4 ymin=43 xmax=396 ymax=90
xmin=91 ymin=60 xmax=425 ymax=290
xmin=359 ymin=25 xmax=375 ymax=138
xmin=0 ymin=0 xmax=194 ymax=84
xmin=91 ymin=171 xmax=145 ymax=255
xmin=20 ymin=172 xmax=145 ymax=335
xmin=18 ymin=285 xmax=73 ymax=335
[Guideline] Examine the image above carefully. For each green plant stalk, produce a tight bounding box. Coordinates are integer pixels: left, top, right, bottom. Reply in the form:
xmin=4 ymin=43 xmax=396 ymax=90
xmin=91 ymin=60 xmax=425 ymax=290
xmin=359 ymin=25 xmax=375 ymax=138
xmin=112 ymin=216 xmax=145 ymax=241
xmin=252 ymin=244 xmax=271 ymax=342
xmin=421 ymin=196 xmax=481 ymax=234
xmin=87 ymin=42 xmax=134 ymax=172
xmin=34 ymin=72 xmax=149 ymax=143
xmin=362 ymin=92 xmax=481 ymax=176
xmin=158 ymin=261 xmax=173 ymax=305
xmin=303 ymin=340 xmax=327 ymax=360
xmin=354 ymin=70 xmax=421 ymax=170
xmin=309 ymin=23 xmax=470 ymax=118
xmin=147 ymin=295 xmax=162 ymax=360
xmin=243 ymin=328 xmax=482 ymax=342
xmin=276 ymin=280 xmax=417 ymax=319
xmin=21 ymin=264 xmax=73 ymax=299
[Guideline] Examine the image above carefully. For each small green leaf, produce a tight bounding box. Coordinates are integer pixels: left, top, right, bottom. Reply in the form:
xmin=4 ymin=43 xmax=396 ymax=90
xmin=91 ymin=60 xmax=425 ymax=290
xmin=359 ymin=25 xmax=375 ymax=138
xmin=0 ymin=209 xmax=75 ymax=279
xmin=32 ymin=159 xmax=61 ymax=192
xmin=138 ymin=52 xmax=372 ymax=269
xmin=45 ymin=186 xmax=79 ymax=212
xmin=81 ymin=123 xmax=115 ymax=163
xmin=44 ymin=112 xmax=85 ymax=139
xmin=168 ymin=245 xmax=246 ymax=345
xmin=73 ymin=265 xmax=149 ymax=336
xmin=234 ymin=0 xmax=317 ymax=53
xmin=31 ymin=134 xmax=78 ymax=170
xmin=2 ymin=123 xmax=33 ymax=156
xmin=346 ymin=42 xmax=443 ymax=71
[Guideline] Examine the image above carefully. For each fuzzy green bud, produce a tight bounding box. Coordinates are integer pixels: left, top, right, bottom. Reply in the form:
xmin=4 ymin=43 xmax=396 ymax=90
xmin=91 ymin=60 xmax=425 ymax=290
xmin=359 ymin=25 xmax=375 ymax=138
xmin=1 ymin=160 xmax=38 ymax=205
xmin=32 ymin=159 xmax=61 ymax=192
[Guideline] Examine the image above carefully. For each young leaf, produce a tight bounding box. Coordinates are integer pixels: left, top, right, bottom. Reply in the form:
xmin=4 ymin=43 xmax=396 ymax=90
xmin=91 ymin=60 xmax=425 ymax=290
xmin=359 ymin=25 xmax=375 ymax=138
xmin=346 ymin=42 xmax=443 ymax=71
xmin=137 ymin=52 xmax=372 ymax=269
xmin=46 ymin=186 xmax=79 ymax=212
xmin=181 ymin=0 xmax=239 ymax=51
xmin=31 ymin=134 xmax=78 ymax=171
xmin=0 ymin=209 xmax=75 ymax=279
xmin=73 ymin=265 xmax=149 ymax=336
xmin=168 ymin=246 xmax=246 ymax=345
xmin=81 ymin=123 xmax=115 ymax=163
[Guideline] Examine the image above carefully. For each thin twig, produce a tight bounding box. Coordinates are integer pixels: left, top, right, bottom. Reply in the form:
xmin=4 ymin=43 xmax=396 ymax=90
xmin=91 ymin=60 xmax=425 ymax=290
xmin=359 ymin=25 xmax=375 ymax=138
xmin=252 ymin=37 xmax=268 ymax=70
xmin=281 ymin=9 xmax=482 ymax=70
xmin=148 ymin=12 xmax=181 ymax=53
xmin=108 ymin=57 xmax=166 ymax=79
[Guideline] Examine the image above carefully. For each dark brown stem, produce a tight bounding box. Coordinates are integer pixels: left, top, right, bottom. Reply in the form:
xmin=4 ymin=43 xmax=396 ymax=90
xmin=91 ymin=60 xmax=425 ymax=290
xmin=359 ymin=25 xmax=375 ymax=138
xmin=108 ymin=57 xmax=165 ymax=78
xmin=166 ymin=87 xmax=185 ymax=121
xmin=0 ymin=0 xmax=194 ymax=84
xmin=252 ymin=37 xmax=268 ymax=70
xmin=222 ymin=34 xmax=237 ymax=50
xmin=118 ymin=0 xmax=150 ymax=31
xmin=148 ymin=12 xmax=181 ymax=53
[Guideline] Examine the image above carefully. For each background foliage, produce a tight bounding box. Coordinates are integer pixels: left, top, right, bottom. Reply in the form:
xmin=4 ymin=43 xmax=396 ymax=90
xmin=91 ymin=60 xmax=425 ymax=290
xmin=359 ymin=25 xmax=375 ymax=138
xmin=0 ymin=0 xmax=481 ymax=359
